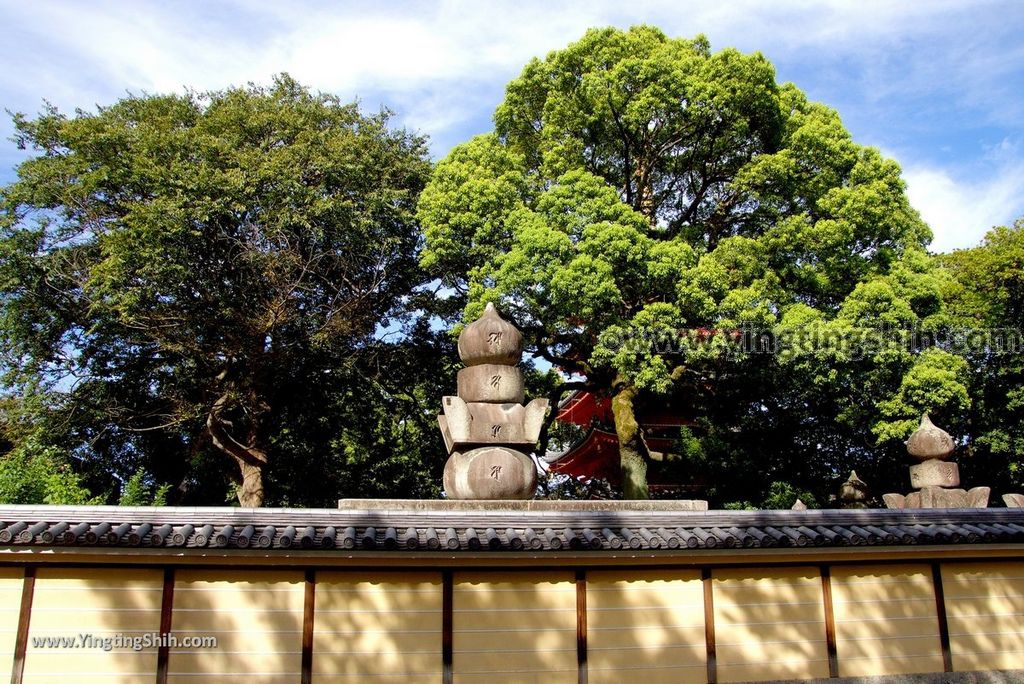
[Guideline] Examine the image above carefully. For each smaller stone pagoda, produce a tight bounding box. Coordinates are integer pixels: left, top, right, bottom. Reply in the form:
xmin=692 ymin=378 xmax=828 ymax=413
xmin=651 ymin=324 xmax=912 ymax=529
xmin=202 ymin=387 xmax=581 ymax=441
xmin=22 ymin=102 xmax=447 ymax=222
xmin=883 ymin=414 xmax=990 ymax=509
xmin=838 ymin=470 xmax=869 ymax=509
xmin=438 ymin=303 xmax=549 ymax=499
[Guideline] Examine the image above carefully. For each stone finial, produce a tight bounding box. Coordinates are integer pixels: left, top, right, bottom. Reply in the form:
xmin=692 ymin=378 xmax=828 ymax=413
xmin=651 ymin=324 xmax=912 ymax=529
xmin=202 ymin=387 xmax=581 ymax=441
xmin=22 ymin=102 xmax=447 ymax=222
xmin=906 ymin=413 xmax=955 ymax=461
xmin=791 ymin=499 xmax=807 ymax=511
xmin=457 ymin=302 xmax=524 ymax=366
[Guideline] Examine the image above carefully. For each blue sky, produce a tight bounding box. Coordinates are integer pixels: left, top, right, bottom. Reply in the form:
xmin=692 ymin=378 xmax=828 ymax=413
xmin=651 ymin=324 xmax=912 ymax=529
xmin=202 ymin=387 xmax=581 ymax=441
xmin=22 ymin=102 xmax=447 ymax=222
xmin=1 ymin=0 xmax=1022 ymax=252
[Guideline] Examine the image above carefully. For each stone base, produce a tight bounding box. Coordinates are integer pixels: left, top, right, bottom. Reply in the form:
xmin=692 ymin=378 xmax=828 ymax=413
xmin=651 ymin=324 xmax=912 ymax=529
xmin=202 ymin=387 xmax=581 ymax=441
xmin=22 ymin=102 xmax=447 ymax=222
xmin=909 ymin=460 xmax=960 ymax=488
xmin=339 ymin=498 xmax=710 ymax=511
xmin=883 ymin=486 xmax=990 ymax=509
xmin=442 ymin=447 xmax=537 ymax=500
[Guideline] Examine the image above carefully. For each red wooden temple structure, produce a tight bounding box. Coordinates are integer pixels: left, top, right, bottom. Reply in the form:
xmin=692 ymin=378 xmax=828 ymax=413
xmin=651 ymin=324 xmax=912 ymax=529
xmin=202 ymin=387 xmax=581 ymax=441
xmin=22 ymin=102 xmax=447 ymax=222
xmin=543 ymin=390 xmax=703 ymax=495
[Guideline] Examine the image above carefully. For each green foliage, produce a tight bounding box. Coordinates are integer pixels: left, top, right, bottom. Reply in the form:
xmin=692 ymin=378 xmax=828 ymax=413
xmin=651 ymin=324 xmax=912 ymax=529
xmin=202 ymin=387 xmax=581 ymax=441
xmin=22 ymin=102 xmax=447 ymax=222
xmin=875 ymin=348 xmax=970 ymax=442
xmin=0 ymin=437 xmax=97 ymax=505
xmin=537 ymin=472 xmax=618 ymax=500
xmin=118 ymin=468 xmax=171 ymax=507
xmin=761 ymin=481 xmax=818 ymax=509
xmin=721 ymin=481 xmax=818 ymax=511
xmin=419 ymin=25 xmax=952 ymax=502
xmin=260 ymin=320 xmax=456 ymax=505
xmin=0 ymin=75 xmax=437 ymax=505
xmin=2 ymin=30 xmax=1018 ymax=508
xmin=941 ymin=219 xmax=1024 ymax=489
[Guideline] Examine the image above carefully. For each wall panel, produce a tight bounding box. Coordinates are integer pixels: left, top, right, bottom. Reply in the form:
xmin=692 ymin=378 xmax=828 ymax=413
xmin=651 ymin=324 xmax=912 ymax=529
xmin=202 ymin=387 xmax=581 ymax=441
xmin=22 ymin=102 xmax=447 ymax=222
xmin=831 ymin=564 xmax=943 ymax=676
xmin=713 ymin=566 xmax=829 ymax=683
xmin=942 ymin=561 xmax=1024 ymax=671
xmin=313 ymin=571 xmax=442 ymax=683
xmin=586 ymin=569 xmax=705 ymax=684
xmin=0 ymin=568 xmax=23 ymax=679
xmin=168 ymin=569 xmax=303 ymax=684
xmin=22 ymin=567 xmax=162 ymax=684
xmin=453 ymin=571 xmax=576 ymax=684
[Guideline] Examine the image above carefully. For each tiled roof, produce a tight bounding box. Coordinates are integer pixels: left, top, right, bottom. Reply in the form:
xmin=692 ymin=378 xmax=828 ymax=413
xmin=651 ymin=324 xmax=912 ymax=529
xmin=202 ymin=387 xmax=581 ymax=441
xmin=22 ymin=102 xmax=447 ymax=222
xmin=1 ymin=503 xmax=1023 ymax=553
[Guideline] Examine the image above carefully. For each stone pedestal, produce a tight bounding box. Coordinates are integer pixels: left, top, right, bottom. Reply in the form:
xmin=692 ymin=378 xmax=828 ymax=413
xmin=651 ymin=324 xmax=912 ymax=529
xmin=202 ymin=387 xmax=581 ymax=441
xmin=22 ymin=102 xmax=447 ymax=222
xmin=885 ymin=486 xmax=990 ymax=510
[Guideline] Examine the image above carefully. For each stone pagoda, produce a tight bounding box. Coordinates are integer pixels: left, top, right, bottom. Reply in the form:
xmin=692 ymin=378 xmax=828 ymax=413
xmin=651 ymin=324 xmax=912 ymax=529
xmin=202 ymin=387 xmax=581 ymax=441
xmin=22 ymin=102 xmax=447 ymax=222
xmin=438 ymin=303 xmax=549 ymax=499
xmin=883 ymin=414 xmax=990 ymax=509
xmin=838 ymin=470 xmax=869 ymax=509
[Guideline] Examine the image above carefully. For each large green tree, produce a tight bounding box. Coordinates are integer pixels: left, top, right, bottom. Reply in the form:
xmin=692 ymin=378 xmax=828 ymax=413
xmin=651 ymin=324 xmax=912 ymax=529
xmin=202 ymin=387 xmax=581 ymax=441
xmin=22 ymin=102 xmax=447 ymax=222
xmin=419 ymin=26 xmax=968 ymax=500
xmin=0 ymin=75 xmax=434 ymax=506
xmin=941 ymin=219 xmax=1024 ymax=493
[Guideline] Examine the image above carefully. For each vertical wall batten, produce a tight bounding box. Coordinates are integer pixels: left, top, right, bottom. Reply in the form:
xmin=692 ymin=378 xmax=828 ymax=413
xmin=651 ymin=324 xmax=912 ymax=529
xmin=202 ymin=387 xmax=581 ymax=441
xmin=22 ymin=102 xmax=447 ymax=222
xmin=156 ymin=568 xmax=174 ymax=684
xmin=442 ymin=570 xmax=453 ymax=684
xmin=576 ymin=570 xmax=587 ymax=684
xmin=301 ymin=570 xmax=314 ymax=684
xmin=702 ymin=568 xmax=717 ymax=684
xmin=821 ymin=566 xmax=839 ymax=678
xmin=931 ymin=563 xmax=953 ymax=672
xmin=11 ymin=567 xmax=33 ymax=684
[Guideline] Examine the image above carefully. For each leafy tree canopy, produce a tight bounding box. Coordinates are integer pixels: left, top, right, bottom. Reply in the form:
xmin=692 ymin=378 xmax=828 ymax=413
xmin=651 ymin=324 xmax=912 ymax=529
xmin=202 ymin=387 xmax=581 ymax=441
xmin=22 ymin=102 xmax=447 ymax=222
xmin=941 ymin=219 xmax=1024 ymax=492
xmin=0 ymin=74 xmax=436 ymax=506
xmin=419 ymin=26 xmax=969 ymax=500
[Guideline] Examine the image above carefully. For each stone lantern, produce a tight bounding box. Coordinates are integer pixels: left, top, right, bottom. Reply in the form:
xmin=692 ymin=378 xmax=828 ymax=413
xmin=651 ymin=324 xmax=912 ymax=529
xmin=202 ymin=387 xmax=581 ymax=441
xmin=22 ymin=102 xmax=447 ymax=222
xmin=438 ymin=304 xmax=550 ymax=499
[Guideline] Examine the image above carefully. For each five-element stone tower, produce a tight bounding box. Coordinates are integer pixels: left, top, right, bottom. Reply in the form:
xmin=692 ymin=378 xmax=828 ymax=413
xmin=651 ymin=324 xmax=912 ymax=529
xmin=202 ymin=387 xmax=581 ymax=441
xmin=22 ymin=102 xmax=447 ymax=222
xmin=439 ymin=304 xmax=549 ymax=499
xmin=882 ymin=414 xmax=990 ymax=509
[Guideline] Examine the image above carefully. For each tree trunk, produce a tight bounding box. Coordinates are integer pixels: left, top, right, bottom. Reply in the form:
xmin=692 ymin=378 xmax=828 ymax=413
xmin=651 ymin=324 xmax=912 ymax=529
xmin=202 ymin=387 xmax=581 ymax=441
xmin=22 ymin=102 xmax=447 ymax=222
xmin=611 ymin=381 xmax=650 ymax=500
xmin=206 ymin=390 xmax=268 ymax=508
xmin=232 ymin=456 xmax=265 ymax=508
xmin=634 ymin=161 xmax=657 ymax=226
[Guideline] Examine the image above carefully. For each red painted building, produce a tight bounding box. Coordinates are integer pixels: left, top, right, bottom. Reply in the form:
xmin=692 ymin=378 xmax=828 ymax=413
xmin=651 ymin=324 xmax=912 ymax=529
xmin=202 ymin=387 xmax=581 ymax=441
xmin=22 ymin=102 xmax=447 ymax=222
xmin=543 ymin=391 xmax=704 ymax=495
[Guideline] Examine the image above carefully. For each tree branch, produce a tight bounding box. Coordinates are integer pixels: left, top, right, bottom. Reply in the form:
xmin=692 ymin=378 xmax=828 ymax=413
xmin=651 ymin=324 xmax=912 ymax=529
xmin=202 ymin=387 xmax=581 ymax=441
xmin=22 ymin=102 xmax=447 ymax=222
xmin=205 ymin=389 xmax=267 ymax=468
xmin=535 ymin=380 xmax=599 ymax=460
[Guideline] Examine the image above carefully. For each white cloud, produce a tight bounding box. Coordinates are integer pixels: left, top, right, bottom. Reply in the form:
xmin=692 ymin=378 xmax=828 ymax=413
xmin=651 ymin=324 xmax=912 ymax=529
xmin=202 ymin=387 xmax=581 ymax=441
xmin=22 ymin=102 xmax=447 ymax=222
xmin=903 ymin=159 xmax=1024 ymax=253
xmin=1 ymin=0 xmax=1021 ymax=233
xmin=4 ymin=1 xmax=1019 ymax=134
